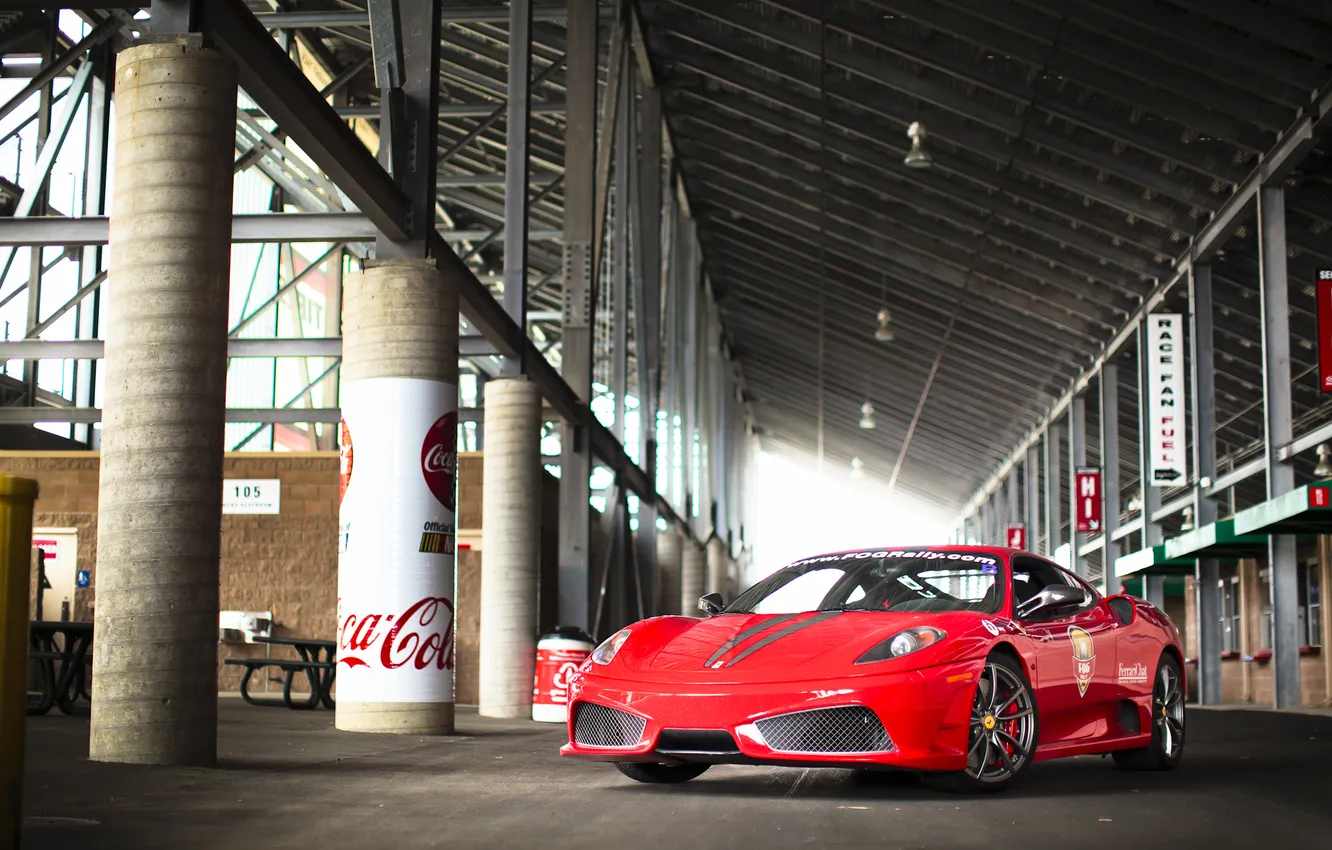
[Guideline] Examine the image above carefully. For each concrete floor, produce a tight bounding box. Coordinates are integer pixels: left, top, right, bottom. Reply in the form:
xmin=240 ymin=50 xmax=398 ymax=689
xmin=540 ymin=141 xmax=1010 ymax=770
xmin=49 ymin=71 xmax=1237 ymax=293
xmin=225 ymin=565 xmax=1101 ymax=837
xmin=21 ymin=699 xmax=1332 ymax=850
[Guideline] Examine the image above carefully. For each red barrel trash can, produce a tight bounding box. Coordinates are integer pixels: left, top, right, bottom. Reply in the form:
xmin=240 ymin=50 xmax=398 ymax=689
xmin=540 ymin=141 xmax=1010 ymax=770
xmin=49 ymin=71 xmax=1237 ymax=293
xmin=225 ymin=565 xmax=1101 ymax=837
xmin=532 ymin=626 xmax=595 ymax=723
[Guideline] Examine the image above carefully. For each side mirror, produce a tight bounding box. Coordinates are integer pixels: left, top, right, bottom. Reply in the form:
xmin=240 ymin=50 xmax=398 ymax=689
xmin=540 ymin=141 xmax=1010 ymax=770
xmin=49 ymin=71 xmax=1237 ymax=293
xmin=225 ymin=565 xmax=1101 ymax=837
xmin=698 ymin=593 xmax=725 ymax=617
xmin=1017 ymin=584 xmax=1086 ymax=619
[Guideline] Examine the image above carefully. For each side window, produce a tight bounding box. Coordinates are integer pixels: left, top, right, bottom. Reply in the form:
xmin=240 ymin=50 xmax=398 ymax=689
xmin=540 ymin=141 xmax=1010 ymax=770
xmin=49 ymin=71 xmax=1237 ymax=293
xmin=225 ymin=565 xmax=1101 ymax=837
xmin=1011 ymin=557 xmax=1081 ymax=620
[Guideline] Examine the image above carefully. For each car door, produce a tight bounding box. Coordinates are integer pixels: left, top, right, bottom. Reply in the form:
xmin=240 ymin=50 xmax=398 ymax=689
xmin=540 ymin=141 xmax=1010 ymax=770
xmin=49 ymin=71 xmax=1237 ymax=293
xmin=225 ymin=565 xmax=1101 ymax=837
xmin=1010 ymin=556 xmax=1118 ymax=744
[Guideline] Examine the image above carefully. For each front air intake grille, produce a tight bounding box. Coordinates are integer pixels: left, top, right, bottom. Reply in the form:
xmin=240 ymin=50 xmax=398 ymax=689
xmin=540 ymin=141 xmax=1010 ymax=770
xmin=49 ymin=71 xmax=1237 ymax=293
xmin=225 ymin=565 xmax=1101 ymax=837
xmin=1108 ymin=596 xmax=1136 ymax=626
xmin=573 ymin=703 xmax=646 ymax=748
xmin=754 ymin=705 xmax=893 ymax=754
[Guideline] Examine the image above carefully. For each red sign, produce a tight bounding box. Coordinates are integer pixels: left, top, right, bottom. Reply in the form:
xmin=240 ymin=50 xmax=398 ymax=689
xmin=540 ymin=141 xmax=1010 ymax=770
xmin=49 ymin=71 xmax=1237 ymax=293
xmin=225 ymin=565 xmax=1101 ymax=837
xmin=1310 ymin=486 xmax=1331 ymax=509
xmin=1319 ymin=271 xmax=1332 ymax=392
xmin=339 ymin=419 xmax=353 ymax=505
xmin=420 ymin=412 xmax=459 ymax=511
xmin=1075 ymin=466 xmax=1103 ymax=533
xmin=1006 ymin=524 xmax=1027 ymax=550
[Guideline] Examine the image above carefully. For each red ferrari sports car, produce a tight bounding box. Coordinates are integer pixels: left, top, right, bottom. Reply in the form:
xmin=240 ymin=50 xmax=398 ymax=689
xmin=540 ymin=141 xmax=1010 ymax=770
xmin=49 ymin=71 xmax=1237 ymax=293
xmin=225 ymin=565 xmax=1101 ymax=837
xmin=560 ymin=546 xmax=1185 ymax=792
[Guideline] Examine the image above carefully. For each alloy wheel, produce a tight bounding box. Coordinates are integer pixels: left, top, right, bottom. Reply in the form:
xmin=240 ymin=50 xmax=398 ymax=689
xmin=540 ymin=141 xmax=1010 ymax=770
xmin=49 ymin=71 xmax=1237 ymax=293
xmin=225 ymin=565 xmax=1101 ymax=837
xmin=965 ymin=662 xmax=1037 ymax=783
xmin=1155 ymin=662 xmax=1185 ymax=758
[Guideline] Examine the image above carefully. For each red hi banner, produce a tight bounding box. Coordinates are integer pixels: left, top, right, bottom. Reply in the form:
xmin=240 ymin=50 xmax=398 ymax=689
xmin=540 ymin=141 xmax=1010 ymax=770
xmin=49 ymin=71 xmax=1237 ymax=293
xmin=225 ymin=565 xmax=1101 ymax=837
xmin=1075 ymin=467 xmax=1102 ymax=533
xmin=1006 ymin=524 xmax=1027 ymax=550
xmin=1319 ymin=270 xmax=1332 ymax=392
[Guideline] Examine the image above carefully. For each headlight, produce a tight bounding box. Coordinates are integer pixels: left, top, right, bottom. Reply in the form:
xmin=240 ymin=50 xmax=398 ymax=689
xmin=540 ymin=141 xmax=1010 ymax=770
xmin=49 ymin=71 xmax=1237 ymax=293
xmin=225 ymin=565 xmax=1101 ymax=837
xmin=855 ymin=627 xmax=946 ymax=664
xmin=590 ymin=628 xmax=632 ymax=665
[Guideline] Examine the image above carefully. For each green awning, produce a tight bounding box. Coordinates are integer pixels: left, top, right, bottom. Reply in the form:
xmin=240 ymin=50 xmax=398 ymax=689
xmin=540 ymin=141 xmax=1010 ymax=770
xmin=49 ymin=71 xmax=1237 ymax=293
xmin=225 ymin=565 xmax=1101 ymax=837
xmin=1232 ymin=483 xmax=1332 ymax=537
xmin=1120 ymin=574 xmax=1189 ymax=596
xmin=1163 ymin=517 xmax=1266 ymax=561
xmin=1115 ymin=544 xmax=1194 ymax=578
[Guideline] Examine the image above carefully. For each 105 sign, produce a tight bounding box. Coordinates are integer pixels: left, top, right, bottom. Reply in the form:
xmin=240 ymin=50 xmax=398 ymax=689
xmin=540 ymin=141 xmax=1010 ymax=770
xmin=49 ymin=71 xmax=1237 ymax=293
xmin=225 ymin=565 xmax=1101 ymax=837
xmin=223 ymin=479 xmax=281 ymax=515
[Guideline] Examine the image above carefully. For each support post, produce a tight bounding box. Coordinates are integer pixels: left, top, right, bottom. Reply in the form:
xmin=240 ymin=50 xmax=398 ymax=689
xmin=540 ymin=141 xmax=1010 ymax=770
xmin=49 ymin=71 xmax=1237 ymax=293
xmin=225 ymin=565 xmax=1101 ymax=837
xmin=557 ymin=0 xmax=597 ymax=631
xmin=1258 ymin=184 xmax=1300 ymax=709
xmin=0 ymin=477 xmax=38 ymax=850
xmin=656 ymin=527 xmax=683 ymax=615
xmin=1044 ymin=424 xmax=1062 ymax=557
xmin=335 ymin=259 xmax=459 ymax=734
xmin=706 ymin=535 xmax=728 ymax=598
xmin=500 ymin=0 xmax=531 ymax=375
xmin=1137 ymin=322 xmax=1164 ymax=549
xmin=1100 ymin=364 xmax=1121 ymax=595
xmin=1068 ymin=396 xmax=1088 ymax=577
xmin=1025 ymin=444 xmax=1040 ymax=551
xmin=479 ymin=377 xmax=543 ymax=718
xmin=681 ymin=539 xmax=705 ymax=615
xmin=90 ymin=40 xmax=237 ymax=765
xmin=610 ymin=55 xmax=630 ymax=440
xmin=1189 ymin=262 xmax=1223 ymax=705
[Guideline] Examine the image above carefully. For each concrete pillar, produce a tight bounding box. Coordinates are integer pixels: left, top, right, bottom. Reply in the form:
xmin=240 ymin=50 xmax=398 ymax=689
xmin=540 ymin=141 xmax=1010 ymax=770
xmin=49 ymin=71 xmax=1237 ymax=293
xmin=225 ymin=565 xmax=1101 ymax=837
xmin=479 ymin=377 xmax=542 ymax=718
xmin=89 ymin=42 xmax=237 ymax=766
xmin=706 ymin=536 xmax=729 ymax=597
xmin=680 ymin=541 xmax=706 ymax=615
xmin=657 ymin=528 xmax=683 ymax=616
xmin=336 ymin=258 xmax=458 ymax=735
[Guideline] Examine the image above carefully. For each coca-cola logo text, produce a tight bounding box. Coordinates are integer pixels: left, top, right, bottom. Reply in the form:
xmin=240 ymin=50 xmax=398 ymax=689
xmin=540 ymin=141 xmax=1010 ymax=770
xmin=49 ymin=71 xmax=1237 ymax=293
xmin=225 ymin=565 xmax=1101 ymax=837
xmin=421 ymin=412 xmax=458 ymax=511
xmin=337 ymin=596 xmax=455 ymax=671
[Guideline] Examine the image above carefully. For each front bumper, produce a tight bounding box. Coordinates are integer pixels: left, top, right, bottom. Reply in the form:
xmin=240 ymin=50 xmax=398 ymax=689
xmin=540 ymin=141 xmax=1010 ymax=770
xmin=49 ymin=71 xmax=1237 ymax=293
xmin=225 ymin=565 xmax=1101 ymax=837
xmin=559 ymin=658 xmax=984 ymax=772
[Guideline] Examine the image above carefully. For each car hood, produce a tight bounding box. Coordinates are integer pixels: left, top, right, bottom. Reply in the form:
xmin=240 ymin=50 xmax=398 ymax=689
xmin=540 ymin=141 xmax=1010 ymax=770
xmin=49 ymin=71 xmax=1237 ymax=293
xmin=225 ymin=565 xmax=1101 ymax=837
xmin=604 ymin=610 xmax=1000 ymax=684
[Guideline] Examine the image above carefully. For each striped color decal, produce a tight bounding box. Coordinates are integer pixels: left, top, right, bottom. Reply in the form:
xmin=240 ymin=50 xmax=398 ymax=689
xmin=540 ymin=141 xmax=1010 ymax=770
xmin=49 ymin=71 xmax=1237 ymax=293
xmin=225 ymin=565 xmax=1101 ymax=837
xmin=722 ymin=611 xmax=842 ymax=668
xmin=705 ymin=614 xmax=801 ymax=668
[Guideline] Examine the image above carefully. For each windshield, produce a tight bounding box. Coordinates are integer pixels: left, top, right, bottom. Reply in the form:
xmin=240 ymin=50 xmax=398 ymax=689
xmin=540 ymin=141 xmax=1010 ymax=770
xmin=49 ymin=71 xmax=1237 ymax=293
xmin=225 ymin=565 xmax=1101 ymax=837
xmin=726 ymin=549 xmax=1005 ymax=615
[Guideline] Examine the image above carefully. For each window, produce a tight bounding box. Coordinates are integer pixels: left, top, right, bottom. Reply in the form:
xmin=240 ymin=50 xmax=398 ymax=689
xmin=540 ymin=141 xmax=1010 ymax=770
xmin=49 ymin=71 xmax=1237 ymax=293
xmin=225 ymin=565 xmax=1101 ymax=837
xmin=1219 ymin=577 xmax=1240 ymax=654
xmin=1299 ymin=563 xmax=1322 ymax=648
xmin=1011 ymin=556 xmax=1091 ymax=620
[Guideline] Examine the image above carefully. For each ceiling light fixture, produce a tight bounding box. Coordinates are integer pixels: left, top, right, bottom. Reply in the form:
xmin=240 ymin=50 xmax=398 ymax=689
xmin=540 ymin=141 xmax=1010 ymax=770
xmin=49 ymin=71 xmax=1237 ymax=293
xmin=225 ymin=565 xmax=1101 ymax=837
xmin=1126 ymin=494 xmax=1143 ymax=514
xmin=859 ymin=401 xmax=876 ymax=430
xmin=904 ymin=121 xmax=933 ymax=169
xmin=1317 ymin=444 xmax=1332 ymax=479
xmin=850 ymin=456 xmax=866 ymax=479
xmin=874 ymin=307 xmax=895 ymax=342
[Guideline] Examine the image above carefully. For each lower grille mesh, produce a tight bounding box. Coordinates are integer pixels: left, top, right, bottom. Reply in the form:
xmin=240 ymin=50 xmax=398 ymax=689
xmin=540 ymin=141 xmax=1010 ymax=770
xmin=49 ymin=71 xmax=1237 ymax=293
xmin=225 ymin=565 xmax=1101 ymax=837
xmin=755 ymin=705 xmax=893 ymax=754
xmin=574 ymin=703 xmax=646 ymax=748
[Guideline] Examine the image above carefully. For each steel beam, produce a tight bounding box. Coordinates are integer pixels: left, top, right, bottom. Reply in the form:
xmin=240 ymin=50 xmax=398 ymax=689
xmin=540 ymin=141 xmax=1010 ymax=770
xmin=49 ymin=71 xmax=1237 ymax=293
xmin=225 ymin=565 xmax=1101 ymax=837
xmin=1044 ymin=424 xmax=1061 ymax=558
xmin=1099 ymin=365 xmax=1120 ymax=595
xmin=1258 ymin=185 xmax=1300 ymax=710
xmin=500 ymin=0 xmax=533 ymax=375
xmin=955 ymin=84 xmax=1332 ymax=526
xmin=0 ymin=406 xmax=563 ymax=426
xmin=250 ymin=6 xmax=613 ymax=27
xmin=1189 ymin=262 xmax=1222 ymax=706
xmin=1024 ymin=444 xmax=1040 ymax=552
xmin=0 ymin=215 xmax=563 ymax=246
xmin=557 ymin=0 xmax=599 ymax=633
xmin=200 ymin=0 xmax=410 ymax=240
xmin=1067 ymin=395 xmax=1087 ymax=577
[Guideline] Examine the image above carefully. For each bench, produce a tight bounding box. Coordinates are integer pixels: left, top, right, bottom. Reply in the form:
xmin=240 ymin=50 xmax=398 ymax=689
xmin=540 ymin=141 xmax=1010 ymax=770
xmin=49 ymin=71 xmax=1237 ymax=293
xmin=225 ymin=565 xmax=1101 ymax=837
xmin=225 ymin=658 xmax=336 ymax=710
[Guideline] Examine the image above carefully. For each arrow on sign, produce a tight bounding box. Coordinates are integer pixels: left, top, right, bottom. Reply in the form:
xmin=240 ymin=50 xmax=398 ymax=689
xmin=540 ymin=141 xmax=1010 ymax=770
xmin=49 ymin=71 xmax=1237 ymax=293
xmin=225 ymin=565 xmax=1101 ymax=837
xmin=1154 ymin=469 xmax=1183 ymax=482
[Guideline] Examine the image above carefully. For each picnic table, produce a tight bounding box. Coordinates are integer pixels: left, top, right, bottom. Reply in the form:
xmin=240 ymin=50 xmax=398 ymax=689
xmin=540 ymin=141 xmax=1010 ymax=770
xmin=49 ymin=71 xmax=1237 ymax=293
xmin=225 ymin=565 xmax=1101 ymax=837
xmin=28 ymin=620 xmax=94 ymax=716
xmin=224 ymin=636 xmax=336 ymax=710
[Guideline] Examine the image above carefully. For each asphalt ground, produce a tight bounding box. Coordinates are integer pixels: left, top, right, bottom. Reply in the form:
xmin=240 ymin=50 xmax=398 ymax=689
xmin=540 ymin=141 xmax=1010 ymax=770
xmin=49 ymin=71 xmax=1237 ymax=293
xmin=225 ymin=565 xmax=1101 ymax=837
xmin=20 ymin=698 xmax=1332 ymax=850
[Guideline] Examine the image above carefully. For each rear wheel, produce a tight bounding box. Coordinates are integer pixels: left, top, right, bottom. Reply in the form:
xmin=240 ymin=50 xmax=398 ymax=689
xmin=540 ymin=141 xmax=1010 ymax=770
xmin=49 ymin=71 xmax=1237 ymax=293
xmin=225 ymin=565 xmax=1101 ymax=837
xmin=614 ymin=762 xmax=711 ymax=784
xmin=1113 ymin=654 xmax=1184 ymax=771
xmin=926 ymin=652 xmax=1039 ymax=794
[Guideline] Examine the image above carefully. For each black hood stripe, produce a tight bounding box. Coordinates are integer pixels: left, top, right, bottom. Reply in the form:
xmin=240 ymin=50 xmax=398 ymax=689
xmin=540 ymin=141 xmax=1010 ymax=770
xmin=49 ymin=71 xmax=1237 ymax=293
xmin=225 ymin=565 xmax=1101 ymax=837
xmin=705 ymin=613 xmax=801 ymax=668
xmin=722 ymin=611 xmax=842 ymax=668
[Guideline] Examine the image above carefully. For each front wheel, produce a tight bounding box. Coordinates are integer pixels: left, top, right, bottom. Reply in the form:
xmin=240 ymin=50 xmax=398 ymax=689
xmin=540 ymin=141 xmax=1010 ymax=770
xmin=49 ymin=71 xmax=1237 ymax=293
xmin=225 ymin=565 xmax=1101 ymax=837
xmin=615 ymin=762 xmax=711 ymax=784
xmin=925 ymin=652 xmax=1039 ymax=794
xmin=1113 ymin=654 xmax=1184 ymax=771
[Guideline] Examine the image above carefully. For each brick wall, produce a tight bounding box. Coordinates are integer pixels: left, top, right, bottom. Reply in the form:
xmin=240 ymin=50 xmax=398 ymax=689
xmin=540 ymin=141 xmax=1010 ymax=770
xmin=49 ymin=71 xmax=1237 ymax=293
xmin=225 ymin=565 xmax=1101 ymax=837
xmin=1 ymin=449 xmax=572 ymax=704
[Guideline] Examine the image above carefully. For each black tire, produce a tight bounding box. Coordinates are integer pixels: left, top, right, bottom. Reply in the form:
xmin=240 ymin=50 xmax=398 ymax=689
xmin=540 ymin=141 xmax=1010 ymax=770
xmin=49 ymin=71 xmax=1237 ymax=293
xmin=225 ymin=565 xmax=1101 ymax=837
xmin=925 ymin=652 xmax=1040 ymax=794
xmin=1113 ymin=653 xmax=1185 ymax=771
xmin=614 ymin=762 xmax=711 ymax=784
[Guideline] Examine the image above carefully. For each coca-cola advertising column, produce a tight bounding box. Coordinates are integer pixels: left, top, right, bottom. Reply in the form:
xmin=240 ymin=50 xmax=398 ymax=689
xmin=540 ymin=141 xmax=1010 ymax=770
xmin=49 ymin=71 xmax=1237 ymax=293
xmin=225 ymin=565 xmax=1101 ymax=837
xmin=337 ymin=377 xmax=458 ymax=707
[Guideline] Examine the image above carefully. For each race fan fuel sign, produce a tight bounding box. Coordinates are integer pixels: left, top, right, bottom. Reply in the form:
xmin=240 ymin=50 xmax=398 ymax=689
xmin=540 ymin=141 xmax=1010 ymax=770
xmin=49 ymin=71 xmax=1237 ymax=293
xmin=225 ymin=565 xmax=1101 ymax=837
xmin=1146 ymin=314 xmax=1187 ymax=487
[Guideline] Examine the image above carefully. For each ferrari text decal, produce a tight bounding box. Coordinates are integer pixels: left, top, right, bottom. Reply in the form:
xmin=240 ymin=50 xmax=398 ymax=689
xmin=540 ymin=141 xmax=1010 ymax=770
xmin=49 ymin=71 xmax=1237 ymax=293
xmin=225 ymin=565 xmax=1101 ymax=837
xmin=790 ymin=550 xmax=998 ymax=567
xmin=1117 ymin=662 xmax=1149 ymax=684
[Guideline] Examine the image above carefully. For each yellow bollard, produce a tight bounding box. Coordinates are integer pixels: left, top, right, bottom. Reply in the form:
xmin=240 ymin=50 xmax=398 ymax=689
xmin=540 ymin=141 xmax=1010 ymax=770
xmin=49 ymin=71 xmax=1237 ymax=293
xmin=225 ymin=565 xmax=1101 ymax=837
xmin=0 ymin=475 xmax=38 ymax=850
